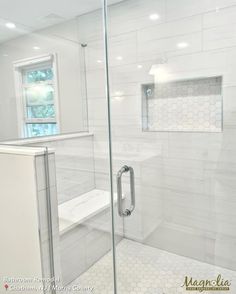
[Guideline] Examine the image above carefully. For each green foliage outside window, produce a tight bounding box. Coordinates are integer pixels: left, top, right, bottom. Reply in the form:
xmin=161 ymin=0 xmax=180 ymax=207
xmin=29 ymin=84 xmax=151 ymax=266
xmin=25 ymin=68 xmax=53 ymax=83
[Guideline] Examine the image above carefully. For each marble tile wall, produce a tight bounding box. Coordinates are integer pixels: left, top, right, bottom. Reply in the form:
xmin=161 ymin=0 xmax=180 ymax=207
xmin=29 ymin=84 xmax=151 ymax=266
xmin=31 ymin=135 xmax=124 ymax=286
xmin=77 ymin=0 xmax=236 ymax=270
xmin=59 ymin=207 xmax=123 ymax=285
xmin=0 ymin=148 xmax=56 ymax=293
xmin=31 ymin=134 xmax=95 ymax=204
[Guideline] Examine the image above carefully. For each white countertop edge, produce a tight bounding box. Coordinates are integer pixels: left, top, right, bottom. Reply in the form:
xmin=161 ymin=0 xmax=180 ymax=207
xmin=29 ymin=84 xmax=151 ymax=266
xmin=0 ymin=145 xmax=54 ymax=156
xmin=1 ymin=132 xmax=94 ymax=145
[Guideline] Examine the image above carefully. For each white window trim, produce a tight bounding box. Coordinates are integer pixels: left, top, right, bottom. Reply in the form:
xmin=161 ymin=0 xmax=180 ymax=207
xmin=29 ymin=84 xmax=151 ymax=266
xmin=13 ymin=53 xmax=61 ymax=137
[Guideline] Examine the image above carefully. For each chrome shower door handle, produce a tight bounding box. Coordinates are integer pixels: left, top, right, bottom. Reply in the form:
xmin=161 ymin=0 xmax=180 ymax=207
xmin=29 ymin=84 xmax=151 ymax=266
xmin=116 ymin=165 xmax=135 ymax=217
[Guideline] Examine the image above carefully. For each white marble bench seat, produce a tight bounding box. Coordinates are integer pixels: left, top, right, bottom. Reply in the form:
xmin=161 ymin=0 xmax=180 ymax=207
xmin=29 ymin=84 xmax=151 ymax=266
xmin=58 ymin=189 xmax=118 ymax=234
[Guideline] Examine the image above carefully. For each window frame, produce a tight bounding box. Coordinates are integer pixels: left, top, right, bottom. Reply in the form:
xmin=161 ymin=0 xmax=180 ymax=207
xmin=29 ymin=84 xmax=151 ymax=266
xmin=14 ymin=53 xmax=60 ymax=138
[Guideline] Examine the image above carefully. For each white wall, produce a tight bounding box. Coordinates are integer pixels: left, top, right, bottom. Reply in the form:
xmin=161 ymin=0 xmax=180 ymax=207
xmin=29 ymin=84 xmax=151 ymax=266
xmin=78 ymin=0 xmax=236 ymax=270
xmin=0 ymin=148 xmax=45 ymax=294
xmin=0 ymin=146 xmax=61 ymax=293
xmin=0 ymin=18 xmax=87 ymax=141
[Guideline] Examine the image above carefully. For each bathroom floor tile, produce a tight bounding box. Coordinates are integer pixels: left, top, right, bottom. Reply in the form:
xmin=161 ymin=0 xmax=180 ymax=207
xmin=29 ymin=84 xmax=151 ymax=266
xmin=67 ymin=239 xmax=236 ymax=294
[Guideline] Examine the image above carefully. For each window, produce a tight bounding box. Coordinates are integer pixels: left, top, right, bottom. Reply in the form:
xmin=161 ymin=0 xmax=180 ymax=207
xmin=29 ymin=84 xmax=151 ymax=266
xmin=14 ymin=54 xmax=60 ymax=138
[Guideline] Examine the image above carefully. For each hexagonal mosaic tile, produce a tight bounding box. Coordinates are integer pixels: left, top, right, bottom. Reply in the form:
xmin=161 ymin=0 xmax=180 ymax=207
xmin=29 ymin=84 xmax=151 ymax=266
xmin=67 ymin=239 xmax=236 ymax=294
xmin=143 ymin=77 xmax=223 ymax=133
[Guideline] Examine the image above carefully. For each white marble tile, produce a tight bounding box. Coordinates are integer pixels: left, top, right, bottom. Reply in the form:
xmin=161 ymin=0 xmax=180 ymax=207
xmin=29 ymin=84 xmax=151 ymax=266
xmin=85 ymin=230 xmax=111 ymax=266
xmin=80 ymin=0 xmax=236 ymax=276
xmin=35 ymin=135 xmax=95 ymax=204
xmin=108 ymin=0 xmax=166 ymax=35
xmin=86 ymin=69 xmax=107 ymax=99
xmin=166 ymin=0 xmax=206 ymax=21
xmin=109 ymin=34 xmax=137 ymax=67
xmin=138 ymin=32 xmax=202 ymax=62
xmin=138 ymin=15 xmax=201 ymax=43
xmin=223 ymin=86 xmax=236 ymax=111
xmin=60 ymin=229 xmax=87 ymax=285
xmin=166 ymin=0 xmax=236 ymax=21
xmin=58 ymin=189 xmax=119 ymax=234
xmin=204 ymin=5 xmax=236 ymax=28
xmin=204 ymin=24 xmax=236 ymax=51
xmin=59 ymin=207 xmax=123 ymax=286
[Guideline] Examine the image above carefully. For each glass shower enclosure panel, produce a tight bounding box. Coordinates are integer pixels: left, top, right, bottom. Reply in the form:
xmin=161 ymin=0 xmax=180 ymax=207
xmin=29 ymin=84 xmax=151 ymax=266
xmin=105 ymin=0 xmax=236 ymax=293
xmin=0 ymin=0 xmax=119 ymax=293
xmin=2 ymin=0 xmax=236 ymax=293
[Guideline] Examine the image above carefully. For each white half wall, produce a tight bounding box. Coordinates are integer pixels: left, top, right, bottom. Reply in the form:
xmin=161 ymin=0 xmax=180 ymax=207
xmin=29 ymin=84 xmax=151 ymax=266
xmin=0 ymin=147 xmax=44 ymax=294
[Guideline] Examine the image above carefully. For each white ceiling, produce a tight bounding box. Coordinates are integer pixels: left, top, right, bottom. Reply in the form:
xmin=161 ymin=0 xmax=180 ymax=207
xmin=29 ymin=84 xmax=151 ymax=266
xmin=0 ymin=0 xmax=124 ymax=43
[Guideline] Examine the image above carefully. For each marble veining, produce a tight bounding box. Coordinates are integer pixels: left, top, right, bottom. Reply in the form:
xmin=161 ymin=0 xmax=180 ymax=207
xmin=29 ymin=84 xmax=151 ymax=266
xmin=59 ymin=189 xmax=118 ymax=234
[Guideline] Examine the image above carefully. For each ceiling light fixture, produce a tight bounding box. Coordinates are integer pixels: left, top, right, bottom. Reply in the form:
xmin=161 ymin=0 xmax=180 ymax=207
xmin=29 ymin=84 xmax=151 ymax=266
xmin=114 ymin=91 xmax=124 ymax=96
xmin=33 ymin=46 xmax=40 ymax=50
xmin=137 ymin=65 xmax=143 ymax=69
xmin=116 ymin=56 xmax=123 ymax=61
xmin=177 ymin=42 xmax=189 ymax=49
xmin=149 ymin=14 xmax=159 ymax=21
xmin=5 ymin=22 xmax=16 ymax=29
xmin=113 ymin=91 xmax=124 ymax=101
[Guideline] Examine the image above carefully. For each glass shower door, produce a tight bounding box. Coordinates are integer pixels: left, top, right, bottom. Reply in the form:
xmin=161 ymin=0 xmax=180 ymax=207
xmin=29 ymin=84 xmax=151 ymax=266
xmin=0 ymin=1 xmax=119 ymax=293
xmin=104 ymin=0 xmax=236 ymax=293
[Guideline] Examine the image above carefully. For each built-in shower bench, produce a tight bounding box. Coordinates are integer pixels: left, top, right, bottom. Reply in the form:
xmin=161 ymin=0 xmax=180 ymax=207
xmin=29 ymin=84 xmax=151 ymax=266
xmin=58 ymin=189 xmax=124 ymax=285
xmin=58 ymin=189 xmax=119 ymax=234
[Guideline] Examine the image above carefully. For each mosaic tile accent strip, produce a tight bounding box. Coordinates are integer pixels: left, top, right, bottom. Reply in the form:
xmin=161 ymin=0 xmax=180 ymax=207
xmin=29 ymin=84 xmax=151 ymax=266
xmin=67 ymin=239 xmax=236 ymax=294
xmin=142 ymin=76 xmax=222 ymax=132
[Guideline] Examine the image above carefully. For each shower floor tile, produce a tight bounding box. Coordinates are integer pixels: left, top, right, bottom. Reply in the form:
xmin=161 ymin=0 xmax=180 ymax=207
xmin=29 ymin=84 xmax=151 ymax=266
xmin=67 ymin=239 xmax=236 ymax=294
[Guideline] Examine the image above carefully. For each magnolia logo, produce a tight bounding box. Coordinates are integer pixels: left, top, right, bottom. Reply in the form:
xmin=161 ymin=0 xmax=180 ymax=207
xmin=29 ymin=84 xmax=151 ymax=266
xmin=182 ymin=274 xmax=231 ymax=292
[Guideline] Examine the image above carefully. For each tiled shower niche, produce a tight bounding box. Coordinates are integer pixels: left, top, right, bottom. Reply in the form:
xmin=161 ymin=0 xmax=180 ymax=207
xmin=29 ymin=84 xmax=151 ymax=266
xmin=142 ymin=76 xmax=223 ymax=132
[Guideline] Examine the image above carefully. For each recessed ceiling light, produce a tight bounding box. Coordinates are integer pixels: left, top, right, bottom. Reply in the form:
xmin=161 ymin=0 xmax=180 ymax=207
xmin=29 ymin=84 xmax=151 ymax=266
xmin=113 ymin=91 xmax=124 ymax=101
xmin=177 ymin=42 xmax=189 ymax=49
xmin=137 ymin=65 xmax=143 ymax=69
xmin=114 ymin=96 xmax=124 ymax=101
xmin=149 ymin=14 xmax=159 ymax=21
xmin=33 ymin=46 xmax=40 ymax=50
xmin=149 ymin=66 xmax=171 ymax=83
xmin=3 ymin=54 xmax=8 ymax=57
xmin=97 ymin=60 xmax=102 ymax=63
xmin=114 ymin=91 xmax=124 ymax=96
xmin=116 ymin=56 xmax=123 ymax=61
xmin=5 ymin=22 xmax=16 ymax=29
